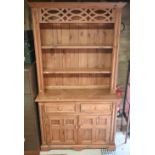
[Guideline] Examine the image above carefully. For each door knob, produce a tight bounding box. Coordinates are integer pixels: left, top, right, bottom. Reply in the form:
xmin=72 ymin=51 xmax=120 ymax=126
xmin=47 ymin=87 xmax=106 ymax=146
xmin=57 ymin=107 xmax=63 ymax=111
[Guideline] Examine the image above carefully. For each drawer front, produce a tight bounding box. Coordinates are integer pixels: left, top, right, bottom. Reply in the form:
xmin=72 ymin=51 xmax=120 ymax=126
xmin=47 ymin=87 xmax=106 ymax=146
xmin=80 ymin=103 xmax=112 ymax=115
xmin=45 ymin=103 xmax=76 ymax=113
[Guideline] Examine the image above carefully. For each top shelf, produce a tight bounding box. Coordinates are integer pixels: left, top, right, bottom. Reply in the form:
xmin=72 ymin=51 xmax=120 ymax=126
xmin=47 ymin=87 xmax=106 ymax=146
xmin=41 ymin=45 xmax=113 ymax=49
xmin=29 ymin=2 xmax=126 ymax=9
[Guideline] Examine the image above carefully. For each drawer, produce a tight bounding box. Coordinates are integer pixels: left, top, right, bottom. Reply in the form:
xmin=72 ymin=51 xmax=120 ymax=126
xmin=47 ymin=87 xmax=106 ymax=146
xmin=80 ymin=103 xmax=112 ymax=115
xmin=45 ymin=103 xmax=76 ymax=113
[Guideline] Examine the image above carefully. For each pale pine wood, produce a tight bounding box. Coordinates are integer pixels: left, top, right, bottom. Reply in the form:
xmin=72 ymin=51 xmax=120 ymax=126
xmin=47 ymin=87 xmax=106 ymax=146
xmin=78 ymin=115 xmax=95 ymax=144
xmin=111 ymin=8 xmax=122 ymax=92
xmin=94 ymin=116 xmax=111 ymax=144
xmin=78 ymin=115 xmax=111 ymax=144
xmin=45 ymin=85 xmax=110 ymax=90
xmin=41 ymin=23 xmax=114 ymax=48
xmin=40 ymin=144 xmax=115 ymax=151
xmin=44 ymin=75 xmax=111 ymax=89
xmin=36 ymin=89 xmax=120 ymax=102
xmin=44 ymin=103 xmax=76 ymax=113
xmin=29 ymin=2 xmax=126 ymax=151
xmin=42 ymin=49 xmax=112 ymax=70
xmin=32 ymin=8 xmax=44 ymax=93
xmin=43 ymin=68 xmax=111 ymax=74
xmin=29 ymin=2 xmax=126 ymax=9
xmin=38 ymin=104 xmax=46 ymax=145
xmin=41 ymin=45 xmax=113 ymax=49
xmin=80 ymin=103 xmax=112 ymax=115
xmin=110 ymin=103 xmax=117 ymax=143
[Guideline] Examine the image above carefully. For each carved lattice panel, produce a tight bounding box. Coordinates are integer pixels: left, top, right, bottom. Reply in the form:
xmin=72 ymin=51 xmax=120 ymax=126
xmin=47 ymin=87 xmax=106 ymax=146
xmin=40 ymin=8 xmax=114 ymax=23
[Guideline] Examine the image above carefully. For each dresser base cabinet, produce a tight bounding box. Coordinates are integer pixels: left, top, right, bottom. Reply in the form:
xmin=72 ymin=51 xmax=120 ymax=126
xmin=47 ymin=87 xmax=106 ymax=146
xmin=38 ymin=101 xmax=117 ymax=151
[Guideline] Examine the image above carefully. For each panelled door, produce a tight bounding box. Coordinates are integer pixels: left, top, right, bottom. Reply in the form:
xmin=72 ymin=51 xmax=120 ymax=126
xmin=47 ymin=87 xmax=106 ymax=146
xmin=94 ymin=116 xmax=111 ymax=144
xmin=45 ymin=116 xmax=77 ymax=144
xmin=78 ymin=115 xmax=111 ymax=144
xmin=63 ymin=116 xmax=77 ymax=144
xmin=46 ymin=116 xmax=63 ymax=144
xmin=78 ymin=116 xmax=96 ymax=144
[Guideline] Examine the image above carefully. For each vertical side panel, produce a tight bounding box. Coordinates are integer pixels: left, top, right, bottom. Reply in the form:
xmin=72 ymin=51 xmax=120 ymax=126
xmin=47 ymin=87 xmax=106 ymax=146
xmin=63 ymin=117 xmax=77 ymax=144
xmin=111 ymin=9 xmax=122 ymax=92
xmin=32 ymin=8 xmax=44 ymax=93
xmin=38 ymin=103 xmax=46 ymax=145
xmin=110 ymin=103 xmax=117 ymax=143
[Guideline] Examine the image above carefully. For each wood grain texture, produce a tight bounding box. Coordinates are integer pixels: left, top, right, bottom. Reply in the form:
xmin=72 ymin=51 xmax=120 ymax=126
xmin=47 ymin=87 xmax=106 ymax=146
xmin=35 ymin=89 xmax=120 ymax=102
xmin=43 ymin=68 xmax=111 ymax=74
xmin=28 ymin=2 xmax=126 ymax=9
xmin=111 ymin=8 xmax=122 ymax=92
xmin=29 ymin=2 xmax=126 ymax=151
xmin=38 ymin=104 xmax=46 ymax=145
xmin=32 ymin=8 xmax=44 ymax=93
xmin=40 ymin=144 xmax=115 ymax=151
xmin=41 ymin=45 xmax=113 ymax=49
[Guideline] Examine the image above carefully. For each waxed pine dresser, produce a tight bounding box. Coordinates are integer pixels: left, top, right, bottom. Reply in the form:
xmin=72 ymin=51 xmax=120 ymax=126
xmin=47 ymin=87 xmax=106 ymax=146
xmin=29 ymin=2 xmax=126 ymax=151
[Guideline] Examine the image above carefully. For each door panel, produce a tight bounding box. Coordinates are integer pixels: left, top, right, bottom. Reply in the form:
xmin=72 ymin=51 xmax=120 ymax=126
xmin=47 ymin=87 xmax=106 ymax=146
xmin=78 ymin=115 xmax=111 ymax=145
xmin=45 ymin=116 xmax=77 ymax=144
xmin=63 ymin=117 xmax=77 ymax=144
xmin=78 ymin=116 xmax=96 ymax=144
xmin=46 ymin=116 xmax=64 ymax=144
xmin=94 ymin=116 xmax=111 ymax=144
xmin=78 ymin=128 xmax=93 ymax=144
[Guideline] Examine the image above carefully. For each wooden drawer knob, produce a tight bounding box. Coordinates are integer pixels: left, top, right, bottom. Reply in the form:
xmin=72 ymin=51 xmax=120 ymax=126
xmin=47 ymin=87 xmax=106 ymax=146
xmin=57 ymin=107 xmax=63 ymax=111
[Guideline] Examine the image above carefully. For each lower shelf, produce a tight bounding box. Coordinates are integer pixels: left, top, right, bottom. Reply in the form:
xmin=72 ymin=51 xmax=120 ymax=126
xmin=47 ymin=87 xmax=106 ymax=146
xmin=43 ymin=67 xmax=111 ymax=74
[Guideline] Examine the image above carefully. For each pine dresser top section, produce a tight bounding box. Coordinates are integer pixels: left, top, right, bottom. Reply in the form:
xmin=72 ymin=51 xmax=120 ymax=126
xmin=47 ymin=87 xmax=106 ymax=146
xmin=35 ymin=89 xmax=120 ymax=102
xmin=29 ymin=2 xmax=126 ymax=9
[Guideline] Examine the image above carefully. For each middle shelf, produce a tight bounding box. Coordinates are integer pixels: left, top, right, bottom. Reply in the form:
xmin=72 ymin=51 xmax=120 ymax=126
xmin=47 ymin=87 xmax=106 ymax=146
xmin=41 ymin=45 xmax=113 ymax=49
xmin=43 ymin=68 xmax=111 ymax=74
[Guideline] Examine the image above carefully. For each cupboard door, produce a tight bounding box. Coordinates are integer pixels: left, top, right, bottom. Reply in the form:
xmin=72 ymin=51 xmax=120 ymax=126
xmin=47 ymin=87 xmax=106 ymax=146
xmin=94 ymin=116 xmax=111 ymax=144
xmin=46 ymin=116 xmax=77 ymax=144
xmin=63 ymin=117 xmax=77 ymax=144
xmin=78 ymin=116 xmax=111 ymax=145
xmin=78 ymin=116 xmax=96 ymax=144
xmin=46 ymin=116 xmax=64 ymax=144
